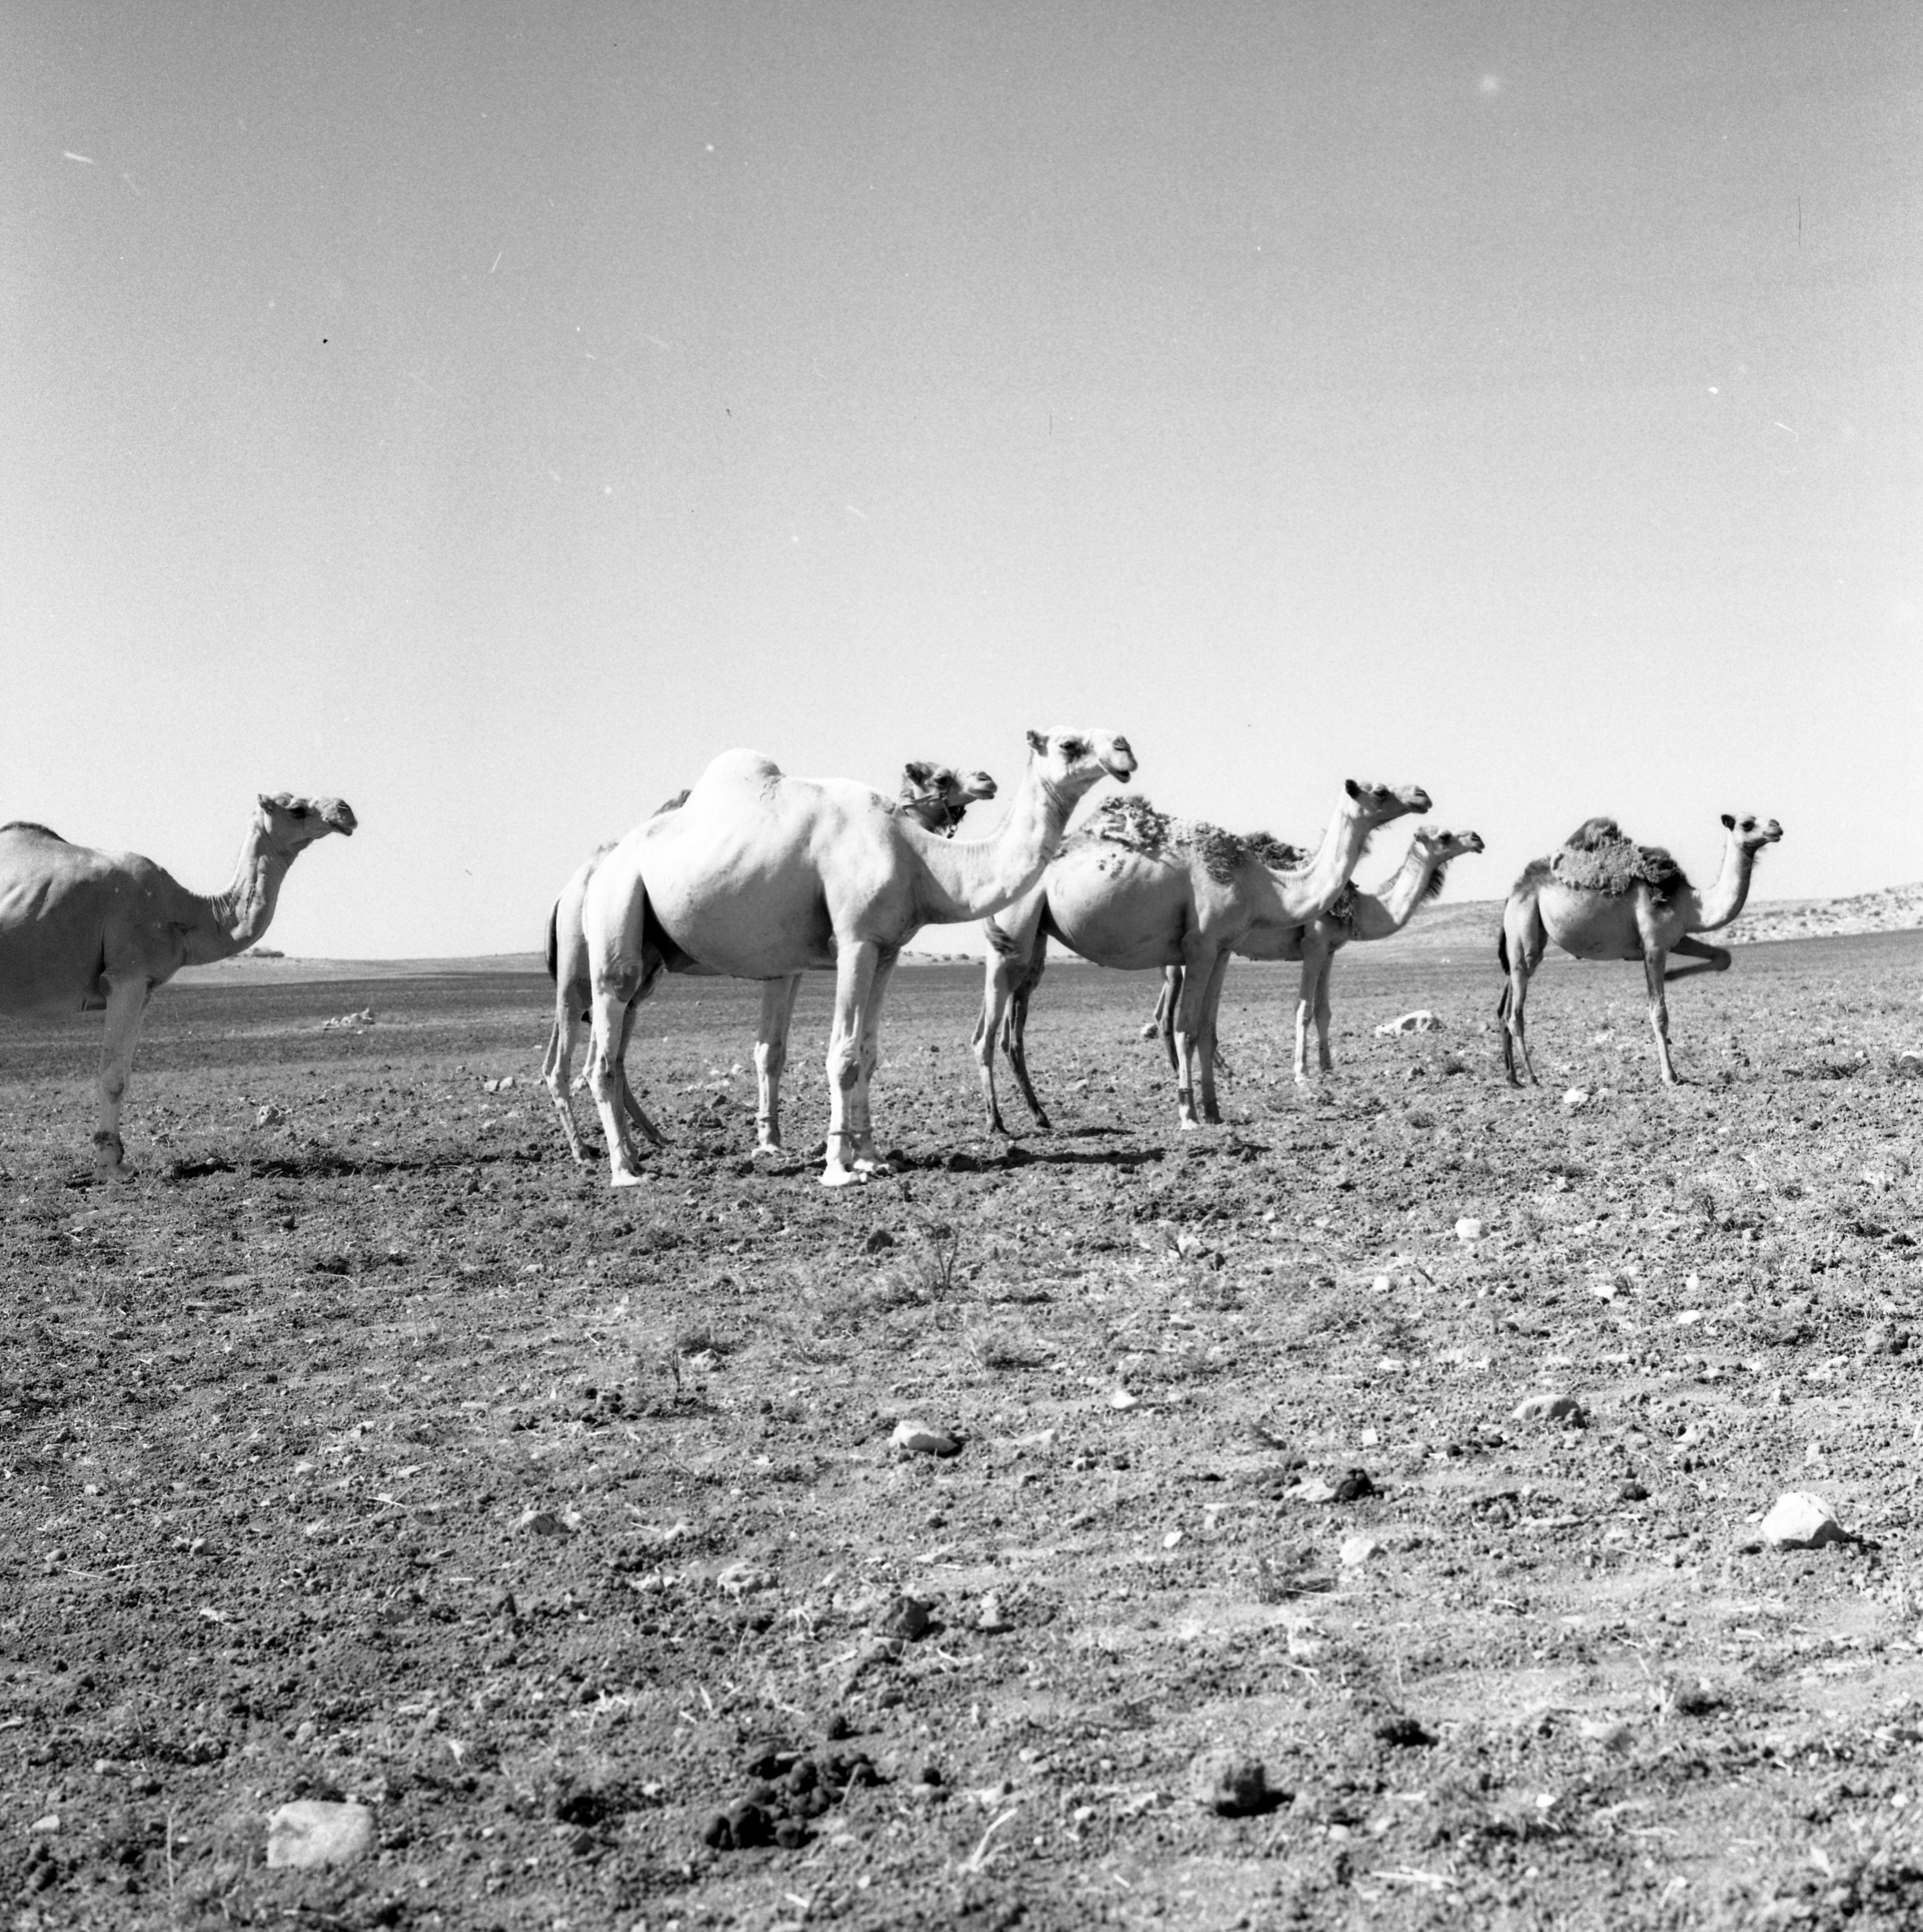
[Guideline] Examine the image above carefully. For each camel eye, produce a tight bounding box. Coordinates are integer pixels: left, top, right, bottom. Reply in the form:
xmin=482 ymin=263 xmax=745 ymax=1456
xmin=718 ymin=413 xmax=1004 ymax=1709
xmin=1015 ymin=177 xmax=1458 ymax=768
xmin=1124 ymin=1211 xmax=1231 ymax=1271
xmin=290 ymin=806 xmax=309 ymax=819
xmin=1061 ymin=737 xmax=1088 ymax=759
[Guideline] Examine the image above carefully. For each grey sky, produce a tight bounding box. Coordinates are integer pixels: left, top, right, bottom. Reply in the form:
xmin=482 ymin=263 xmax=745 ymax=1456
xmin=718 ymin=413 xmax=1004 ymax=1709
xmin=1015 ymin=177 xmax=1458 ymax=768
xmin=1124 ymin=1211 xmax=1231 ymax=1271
xmin=4 ymin=3 xmax=1917 ymax=956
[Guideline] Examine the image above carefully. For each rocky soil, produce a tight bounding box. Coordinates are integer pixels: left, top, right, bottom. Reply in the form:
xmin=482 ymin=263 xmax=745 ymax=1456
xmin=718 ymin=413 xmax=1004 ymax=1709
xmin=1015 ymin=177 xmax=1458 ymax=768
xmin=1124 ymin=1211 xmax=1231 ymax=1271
xmin=4 ymin=933 xmax=1922 ymax=1930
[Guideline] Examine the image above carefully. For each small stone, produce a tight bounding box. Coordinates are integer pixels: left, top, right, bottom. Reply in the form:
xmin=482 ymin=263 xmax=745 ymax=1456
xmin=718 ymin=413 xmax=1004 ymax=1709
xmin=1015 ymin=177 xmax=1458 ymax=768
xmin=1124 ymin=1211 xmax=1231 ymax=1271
xmin=1375 ymin=1010 xmax=1440 ymax=1036
xmin=483 ymin=1078 xmax=499 ymax=1092
xmin=1513 ymin=1392 xmax=1586 ymax=1427
xmin=1579 ymin=1716 xmax=1634 ymax=1752
xmin=975 ymin=1593 xmax=1012 ymax=1634
xmin=514 ymin=1507 xmax=572 ymax=1537
xmin=1108 ymin=1387 xmax=1140 ymax=1410
xmin=255 ymin=1104 xmax=283 ymax=1127
xmin=1895 ymin=1050 xmax=1923 ymax=1078
xmin=497 ymin=1075 xmax=513 ymax=1090
xmin=1761 ymin=1492 xmax=1847 ymax=1550
xmin=1619 ymin=1479 xmax=1649 ymax=1502
xmin=29 ymin=1813 xmax=59 ymax=1834
xmin=1340 ymin=1534 xmax=1382 ymax=1568
xmin=862 ymin=1228 xmax=895 ymax=1253
xmin=1331 ymin=1467 xmax=1377 ymax=1502
xmin=890 ymin=1419 xmax=959 ymax=1457
xmin=1188 ymin=1748 xmax=1270 ymax=1816
xmin=1455 ymin=1217 xmax=1483 ymax=1243
xmin=1561 ymin=1087 xmax=1589 ymax=1109
xmin=1862 ymin=1325 xmax=1893 ymax=1357
xmin=265 ymin=1799 xmax=375 ymax=1870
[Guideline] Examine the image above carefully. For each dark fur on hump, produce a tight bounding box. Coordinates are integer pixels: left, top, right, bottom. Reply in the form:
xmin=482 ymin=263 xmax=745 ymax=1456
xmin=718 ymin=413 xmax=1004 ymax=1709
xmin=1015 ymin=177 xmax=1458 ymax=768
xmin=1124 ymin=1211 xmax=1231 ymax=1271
xmin=1083 ymin=795 xmax=1307 ymax=886
xmin=1545 ymin=817 xmax=1689 ymax=898
xmin=0 ymin=822 xmax=65 ymax=841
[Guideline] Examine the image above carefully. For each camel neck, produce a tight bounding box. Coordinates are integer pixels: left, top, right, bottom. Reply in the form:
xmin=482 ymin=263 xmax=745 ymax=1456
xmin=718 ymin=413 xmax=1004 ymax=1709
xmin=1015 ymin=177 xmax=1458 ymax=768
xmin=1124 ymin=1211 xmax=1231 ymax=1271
xmin=184 ymin=827 xmax=296 ymax=964
xmin=1368 ymin=847 xmax=1442 ymax=931
xmin=912 ymin=766 xmax=1079 ymax=923
xmin=1270 ymin=799 xmax=1372 ymax=923
xmin=1693 ymin=833 xmax=1757 ymax=932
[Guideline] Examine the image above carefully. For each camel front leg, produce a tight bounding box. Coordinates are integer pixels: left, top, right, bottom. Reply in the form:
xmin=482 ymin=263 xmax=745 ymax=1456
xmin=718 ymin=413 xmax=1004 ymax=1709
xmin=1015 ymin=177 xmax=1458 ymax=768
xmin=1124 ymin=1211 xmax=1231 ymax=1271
xmin=823 ymin=939 xmax=884 ymax=1187
xmin=1293 ymin=957 xmax=1316 ymax=1084
xmin=93 ymin=976 xmax=152 ymax=1179
xmin=1643 ymin=949 xmax=1680 ymax=1085
xmin=1191 ymin=951 xmax=1232 ymax=1123
xmin=1002 ymin=952 xmax=1052 ymax=1131
xmin=972 ymin=952 xmax=1026 ymax=1136
xmin=1313 ymin=957 xmax=1336 ymax=1074
xmin=1666 ymin=934 xmax=1731 ymax=981
xmin=754 ymin=975 xmax=802 ymax=1154
xmin=852 ymin=946 xmax=901 ymax=1170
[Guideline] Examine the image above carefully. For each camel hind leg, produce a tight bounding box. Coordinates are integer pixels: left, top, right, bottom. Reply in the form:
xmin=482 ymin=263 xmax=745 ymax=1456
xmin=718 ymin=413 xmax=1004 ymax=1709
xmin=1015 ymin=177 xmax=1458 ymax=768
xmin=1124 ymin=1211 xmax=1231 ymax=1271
xmin=542 ymin=1001 xmax=594 ymax=1163
xmin=754 ymin=975 xmax=802 ymax=1154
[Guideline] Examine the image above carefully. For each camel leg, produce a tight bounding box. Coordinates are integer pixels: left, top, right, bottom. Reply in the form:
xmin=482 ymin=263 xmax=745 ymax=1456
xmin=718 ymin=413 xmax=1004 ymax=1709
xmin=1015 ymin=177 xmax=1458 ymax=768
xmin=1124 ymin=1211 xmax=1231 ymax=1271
xmin=1500 ymin=904 xmax=1544 ymax=1088
xmin=541 ymin=1010 xmax=593 ymax=1163
xmin=1002 ymin=950 xmax=1052 ymax=1131
xmin=1156 ymin=966 xmax=1180 ymax=1072
xmin=972 ymin=950 xmax=1027 ymax=1136
xmin=823 ymin=939 xmax=884 ymax=1187
xmin=1171 ymin=946 xmax=1221 ymax=1129
xmin=1643 ymin=948 xmax=1680 ymax=1085
xmin=1191 ymin=951 xmax=1233 ymax=1123
xmin=852 ymin=946 xmax=901 ymax=1170
xmin=92 ymin=975 xmax=151 ymax=1180
xmin=1313 ymin=954 xmax=1336 ymax=1074
xmin=1293 ymin=957 xmax=1315 ymax=1084
xmin=754 ymin=975 xmax=802 ymax=1154
xmin=616 ymin=995 xmax=670 ymax=1148
xmin=1666 ymin=934 xmax=1730 ymax=981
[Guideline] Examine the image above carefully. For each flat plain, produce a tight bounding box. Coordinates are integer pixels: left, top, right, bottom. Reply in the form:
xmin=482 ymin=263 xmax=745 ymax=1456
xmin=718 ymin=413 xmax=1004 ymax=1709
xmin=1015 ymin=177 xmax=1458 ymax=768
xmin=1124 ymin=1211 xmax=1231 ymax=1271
xmin=4 ymin=931 xmax=1921 ymax=1930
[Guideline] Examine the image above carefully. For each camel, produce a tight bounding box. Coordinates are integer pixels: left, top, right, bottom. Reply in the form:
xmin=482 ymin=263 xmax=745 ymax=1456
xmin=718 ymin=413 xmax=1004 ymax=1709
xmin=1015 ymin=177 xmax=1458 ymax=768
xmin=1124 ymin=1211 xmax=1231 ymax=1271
xmin=0 ymin=794 xmax=357 ymax=1176
xmin=580 ymin=729 xmax=1136 ymax=1188
xmin=1498 ymin=813 xmax=1783 ymax=1086
xmin=1140 ymin=827 xmax=1485 ymax=1086
xmin=973 ymin=778 xmax=1431 ymax=1133
xmin=540 ymin=764 xmax=997 ymax=1163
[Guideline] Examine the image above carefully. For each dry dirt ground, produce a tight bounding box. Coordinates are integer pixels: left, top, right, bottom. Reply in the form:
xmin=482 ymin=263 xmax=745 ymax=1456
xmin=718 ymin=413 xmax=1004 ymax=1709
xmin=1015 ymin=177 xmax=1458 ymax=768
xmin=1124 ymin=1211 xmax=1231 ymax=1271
xmin=4 ymin=933 xmax=1922 ymax=1931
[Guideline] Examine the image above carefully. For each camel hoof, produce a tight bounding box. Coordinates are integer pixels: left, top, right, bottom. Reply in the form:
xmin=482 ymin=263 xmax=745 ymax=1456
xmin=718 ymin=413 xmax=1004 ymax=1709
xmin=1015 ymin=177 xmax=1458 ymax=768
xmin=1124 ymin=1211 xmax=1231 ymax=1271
xmin=1137 ymin=1023 xmax=1158 ymax=1040
xmin=820 ymin=1164 xmax=867 ymax=1189
xmin=752 ymin=1141 xmax=785 ymax=1158
xmin=608 ymin=1164 xmax=648 ymax=1189
xmin=1178 ymin=1117 xmax=1201 ymax=1133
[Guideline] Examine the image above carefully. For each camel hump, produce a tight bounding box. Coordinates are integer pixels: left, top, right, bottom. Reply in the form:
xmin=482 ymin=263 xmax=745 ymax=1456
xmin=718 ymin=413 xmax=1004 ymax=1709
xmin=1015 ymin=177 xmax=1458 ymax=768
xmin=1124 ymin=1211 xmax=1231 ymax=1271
xmin=0 ymin=821 xmax=67 ymax=841
xmin=1550 ymin=821 xmax=1689 ymax=897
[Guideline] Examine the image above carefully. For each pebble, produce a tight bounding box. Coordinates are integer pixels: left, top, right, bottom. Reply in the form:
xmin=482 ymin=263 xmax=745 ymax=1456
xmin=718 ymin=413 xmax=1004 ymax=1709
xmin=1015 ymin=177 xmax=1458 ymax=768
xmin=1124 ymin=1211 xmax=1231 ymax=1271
xmin=265 ymin=1799 xmax=375 ymax=1869
xmin=1895 ymin=1050 xmax=1922 ymax=1078
xmin=1513 ymin=1392 xmax=1586 ymax=1427
xmin=1375 ymin=1010 xmax=1440 ymax=1035
xmin=1455 ymin=1217 xmax=1483 ymax=1243
xmin=255 ymin=1104 xmax=283 ymax=1126
xmin=1562 ymin=1087 xmax=1589 ymax=1108
xmin=1108 ymin=1388 xmax=1140 ymax=1411
xmin=875 ymin=1594 xmax=934 ymax=1641
xmin=1340 ymin=1534 xmax=1382 ymax=1568
xmin=29 ymin=1814 xmax=59 ymax=1834
xmin=514 ymin=1508 xmax=574 ymax=1537
xmin=1761 ymin=1492 xmax=1847 ymax=1550
xmin=1187 ymin=1749 xmax=1271 ymax=1815
xmin=1578 ymin=1717 xmax=1634 ymax=1752
xmin=890 ymin=1419 xmax=959 ymax=1457
xmin=975 ymin=1593 xmax=1012 ymax=1634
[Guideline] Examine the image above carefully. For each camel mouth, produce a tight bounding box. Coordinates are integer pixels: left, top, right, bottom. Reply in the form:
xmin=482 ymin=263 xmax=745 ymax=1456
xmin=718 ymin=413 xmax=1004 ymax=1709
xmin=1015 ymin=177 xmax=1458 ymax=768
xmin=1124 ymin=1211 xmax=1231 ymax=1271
xmin=1401 ymin=788 xmax=1433 ymax=815
xmin=320 ymin=801 xmax=358 ymax=837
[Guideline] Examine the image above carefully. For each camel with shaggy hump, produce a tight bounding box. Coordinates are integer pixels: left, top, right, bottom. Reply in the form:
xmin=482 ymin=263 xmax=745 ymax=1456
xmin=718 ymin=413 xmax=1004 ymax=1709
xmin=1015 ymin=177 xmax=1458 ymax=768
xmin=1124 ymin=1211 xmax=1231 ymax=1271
xmin=540 ymin=763 xmax=997 ymax=1163
xmin=581 ymin=730 xmax=1135 ymax=1188
xmin=1499 ymin=813 xmax=1782 ymax=1086
xmin=973 ymin=779 xmax=1430 ymax=1133
xmin=0 ymin=794 xmax=357 ymax=1176
xmin=1141 ymin=826 xmax=1484 ymax=1087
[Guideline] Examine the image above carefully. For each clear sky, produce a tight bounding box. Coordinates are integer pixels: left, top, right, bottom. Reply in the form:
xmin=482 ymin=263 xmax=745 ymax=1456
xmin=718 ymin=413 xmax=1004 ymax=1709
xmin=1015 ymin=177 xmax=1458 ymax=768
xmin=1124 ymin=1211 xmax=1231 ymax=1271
xmin=4 ymin=3 xmax=1917 ymax=957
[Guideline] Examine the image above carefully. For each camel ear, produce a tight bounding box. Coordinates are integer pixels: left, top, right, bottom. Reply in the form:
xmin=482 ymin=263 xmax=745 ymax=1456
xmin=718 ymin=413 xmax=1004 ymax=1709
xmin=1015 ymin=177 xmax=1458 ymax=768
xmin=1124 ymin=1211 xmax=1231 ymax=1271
xmin=1026 ymin=729 xmax=1049 ymax=756
xmin=903 ymin=761 xmax=935 ymax=788
xmin=1345 ymin=779 xmax=1361 ymax=799
xmin=1720 ymin=813 xmax=1735 ymax=830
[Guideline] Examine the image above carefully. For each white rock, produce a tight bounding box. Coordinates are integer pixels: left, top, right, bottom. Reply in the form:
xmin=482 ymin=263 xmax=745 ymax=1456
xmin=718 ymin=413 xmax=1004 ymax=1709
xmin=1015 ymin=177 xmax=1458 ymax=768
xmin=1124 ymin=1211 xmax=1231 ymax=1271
xmin=255 ymin=1104 xmax=283 ymax=1127
xmin=1760 ymin=1492 xmax=1846 ymax=1550
xmin=1340 ymin=1534 xmax=1382 ymax=1568
xmin=1455 ymin=1217 xmax=1484 ymax=1243
xmin=890 ymin=1418 xmax=959 ymax=1457
xmin=1578 ymin=1717 xmax=1633 ymax=1752
xmin=265 ymin=1799 xmax=375 ymax=1869
xmin=1108 ymin=1388 xmax=1140 ymax=1411
xmin=1562 ymin=1087 xmax=1589 ymax=1109
xmin=29 ymin=1813 xmax=59 ymax=1834
xmin=1375 ymin=1010 xmax=1440 ymax=1036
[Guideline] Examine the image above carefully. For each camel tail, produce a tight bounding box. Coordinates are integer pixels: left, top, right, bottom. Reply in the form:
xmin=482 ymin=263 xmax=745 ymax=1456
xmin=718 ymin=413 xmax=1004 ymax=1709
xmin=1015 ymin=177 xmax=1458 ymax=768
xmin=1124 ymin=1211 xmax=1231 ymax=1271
xmin=545 ymin=901 xmax=559 ymax=983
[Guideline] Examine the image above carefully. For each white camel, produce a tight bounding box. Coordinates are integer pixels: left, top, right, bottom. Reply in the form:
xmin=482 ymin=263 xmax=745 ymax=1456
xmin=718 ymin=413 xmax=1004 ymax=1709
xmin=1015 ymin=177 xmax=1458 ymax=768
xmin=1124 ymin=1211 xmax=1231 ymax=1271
xmin=1499 ymin=813 xmax=1783 ymax=1086
xmin=581 ymin=730 xmax=1136 ymax=1187
xmin=540 ymin=764 xmax=997 ymax=1163
xmin=1141 ymin=826 xmax=1485 ymax=1087
xmin=973 ymin=779 xmax=1430 ymax=1132
xmin=0 ymin=795 xmax=357 ymax=1176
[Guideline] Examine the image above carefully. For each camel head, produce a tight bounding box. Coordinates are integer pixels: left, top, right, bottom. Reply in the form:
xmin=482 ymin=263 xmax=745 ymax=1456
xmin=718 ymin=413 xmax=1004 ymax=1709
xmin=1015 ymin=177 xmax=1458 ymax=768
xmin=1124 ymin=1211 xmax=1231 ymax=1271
xmin=1344 ymin=779 xmax=1432 ymax=828
xmin=1024 ymin=729 xmax=1137 ymax=801
xmin=953 ymin=769 xmax=998 ymax=806
xmin=1412 ymin=826 xmax=1485 ymax=863
xmin=899 ymin=763 xmax=998 ymax=836
xmin=1721 ymin=813 xmax=1784 ymax=856
xmin=256 ymin=792 xmax=357 ymax=853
